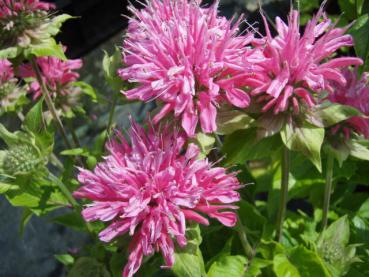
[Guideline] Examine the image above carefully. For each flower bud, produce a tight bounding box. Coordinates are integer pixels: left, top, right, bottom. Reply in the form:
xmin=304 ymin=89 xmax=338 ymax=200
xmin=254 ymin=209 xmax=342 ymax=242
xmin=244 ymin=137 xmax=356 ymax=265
xmin=3 ymin=144 xmax=42 ymax=175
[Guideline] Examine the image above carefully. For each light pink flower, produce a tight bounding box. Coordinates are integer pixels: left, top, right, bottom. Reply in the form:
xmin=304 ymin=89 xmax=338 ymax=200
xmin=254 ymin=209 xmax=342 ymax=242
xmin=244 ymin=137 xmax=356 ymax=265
xmin=0 ymin=0 xmax=54 ymax=18
xmin=74 ymin=118 xmax=241 ymax=277
xmin=19 ymin=55 xmax=82 ymax=99
xmin=251 ymin=7 xmax=362 ymax=114
xmin=329 ymin=69 xmax=369 ymax=138
xmin=0 ymin=59 xmax=14 ymax=82
xmin=118 ymin=0 xmax=257 ymax=136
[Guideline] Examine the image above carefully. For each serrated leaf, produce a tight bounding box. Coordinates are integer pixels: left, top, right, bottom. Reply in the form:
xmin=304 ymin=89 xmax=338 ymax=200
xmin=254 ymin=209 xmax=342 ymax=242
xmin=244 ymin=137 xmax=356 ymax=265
xmin=47 ymin=14 xmax=74 ymax=36
xmin=23 ymin=99 xmax=44 ymax=133
xmin=281 ymin=122 xmax=324 ymax=172
xmin=25 ymin=38 xmax=67 ymax=60
xmin=273 ymin=246 xmax=330 ymax=277
xmin=207 ymin=255 xmax=247 ymax=277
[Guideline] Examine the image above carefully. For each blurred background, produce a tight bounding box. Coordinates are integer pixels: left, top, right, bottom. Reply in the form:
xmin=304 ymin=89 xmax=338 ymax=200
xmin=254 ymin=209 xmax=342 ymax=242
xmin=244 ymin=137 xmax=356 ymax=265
xmin=0 ymin=0 xmax=343 ymax=276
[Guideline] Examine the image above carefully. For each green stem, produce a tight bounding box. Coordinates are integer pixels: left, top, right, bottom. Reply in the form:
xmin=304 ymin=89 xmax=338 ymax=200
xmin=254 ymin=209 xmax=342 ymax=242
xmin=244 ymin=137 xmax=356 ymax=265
xmin=49 ymin=173 xmax=79 ymax=210
xmin=236 ymin=214 xmax=254 ymax=260
xmin=322 ymin=153 xmax=334 ymax=230
xmin=30 ymin=58 xmax=73 ymax=150
xmin=276 ymin=146 xmax=290 ymax=242
xmin=103 ymin=93 xmax=119 ymax=146
xmin=67 ymin=119 xmax=81 ymax=148
xmin=50 ymin=153 xmax=64 ymax=171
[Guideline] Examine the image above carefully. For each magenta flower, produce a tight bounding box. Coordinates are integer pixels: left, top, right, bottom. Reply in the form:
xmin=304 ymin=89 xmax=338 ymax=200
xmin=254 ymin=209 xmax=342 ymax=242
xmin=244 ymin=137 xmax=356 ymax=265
xmin=118 ymin=0 xmax=257 ymax=136
xmin=0 ymin=59 xmax=14 ymax=82
xmin=74 ymin=119 xmax=241 ymax=277
xmin=329 ymin=69 xmax=369 ymax=138
xmin=251 ymin=7 xmax=362 ymax=114
xmin=0 ymin=0 xmax=54 ymax=18
xmin=19 ymin=55 xmax=82 ymax=99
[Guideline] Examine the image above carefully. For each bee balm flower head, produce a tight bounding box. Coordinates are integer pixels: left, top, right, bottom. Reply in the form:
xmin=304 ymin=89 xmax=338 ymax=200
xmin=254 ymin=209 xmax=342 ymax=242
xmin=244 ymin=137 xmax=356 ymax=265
xmin=74 ymin=118 xmax=241 ymax=277
xmin=119 ymin=0 xmax=256 ymax=136
xmin=329 ymin=69 xmax=369 ymax=138
xmin=252 ymin=6 xmax=362 ymax=115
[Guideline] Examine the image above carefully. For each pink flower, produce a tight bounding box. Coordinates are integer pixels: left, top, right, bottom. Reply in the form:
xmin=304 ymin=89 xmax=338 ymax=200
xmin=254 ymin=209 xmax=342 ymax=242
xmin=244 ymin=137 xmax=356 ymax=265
xmin=251 ymin=7 xmax=362 ymax=114
xmin=0 ymin=0 xmax=54 ymax=18
xmin=118 ymin=0 xmax=257 ymax=136
xmin=74 ymin=118 xmax=241 ymax=277
xmin=0 ymin=59 xmax=14 ymax=82
xmin=19 ymin=55 xmax=82 ymax=99
xmin=329 ymin=69 xmax=369 ymax=138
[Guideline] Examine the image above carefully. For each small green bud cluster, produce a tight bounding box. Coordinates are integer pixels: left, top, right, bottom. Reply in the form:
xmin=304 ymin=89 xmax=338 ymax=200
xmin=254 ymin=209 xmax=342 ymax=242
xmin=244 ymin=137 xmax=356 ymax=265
xmin=2 ymin=144 xmax=42 ymax=175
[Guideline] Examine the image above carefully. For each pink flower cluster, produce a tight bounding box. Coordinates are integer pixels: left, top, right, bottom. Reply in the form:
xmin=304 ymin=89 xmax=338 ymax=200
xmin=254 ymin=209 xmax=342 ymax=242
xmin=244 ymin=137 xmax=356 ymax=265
xmin=74 ymin=119 xmax=241 ymax=277
xmin=119 ymin=1 xmax=362 ymax=131
xmin=0 ymin=59 xmax=14 ymax=83
xmin=19 ymin=55 xmax=82 ymax=99
xmin=250 ymin=8 xmax=362 ymax=114
xmin=119 ymin=0 xmax=260 ymax=136
xmin=329 ymin=69 xmax=369 ymax=138
xmin=0 ymin=0 xmax=54 ymax=18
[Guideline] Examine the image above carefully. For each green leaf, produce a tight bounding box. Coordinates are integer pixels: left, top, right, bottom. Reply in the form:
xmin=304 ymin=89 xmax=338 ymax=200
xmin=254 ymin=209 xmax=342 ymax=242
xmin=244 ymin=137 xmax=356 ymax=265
xmin=102 ymin=47 xmax=125 ymax=90
xmin=0 ymin=123 xmax=23 ymax=146
xmin=0 ymin=47 xmax=20 ymax=59
xmin=273 ymin=246 xmax=330 ymax=277
xmin=281 ymin=122 xmax=324 ymax=172
xmin=216 ymin=107 xmax=254 ymax=135
xmin=317 ymin=216 xmax=358 ymax=276
xmin=349 ymin=14 xmax=369 ymax=71
xmin=55 ymin=254 xmax=75 ymax=266
xmin=207 ymin=255 xmax=247 ymax=277
xmin=172 ymin=224 xmax=206 ymax=277
xmin=68 ymin=257 xmax=110 ymax=277
xmin=348 ymin=139 xmax=369 ymax=161
xmin=222 ymin=128 xmax=281 ymax=165
xmin=47 ymin=14 xmax=74 ymax=36
xmin=308 ymin=102 xmax=361 ymax=128
xmin=52 ymin=212 xmax=86 ymax=232
xmin=338 ymin=0 xmax=356 ymax=20
xmin=191 ymin=133 xmax=215 ymax=158
xmin=60 ymin=148 xmax=88 ymax=156
xmin=25 ymin=38 xmax=67 ymax=60
xmin=23 ymin=99 xmax=44 ymax=133
xmin=244 ymin=258 xmax=272 ymax=277
xmin=72 ymin=81 xmax=97 ymax=102
xmin=0 ymin=181 xmax=15 ymax=194
xmin=358 ymin=198 xmax=369 ymax=219
xmin=324 ymin=143 xmax=350 ymax=167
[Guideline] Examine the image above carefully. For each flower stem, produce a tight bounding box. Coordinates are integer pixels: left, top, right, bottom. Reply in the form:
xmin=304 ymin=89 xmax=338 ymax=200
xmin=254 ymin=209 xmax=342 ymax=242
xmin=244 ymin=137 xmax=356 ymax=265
xmin=322 ymin=153 xmax=334 ymax=230
xmin=49 ymin=172 xmax=79 ymax=210
xmin=276 ymin=146 xmax=290 ymax=242
xmin=236 ymin=214 xmax=254 ymax=260
xmin=103 ymin=92 xmax=119 ymax=146
xmin=30 ymin=58 xmax=73 ymax=150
